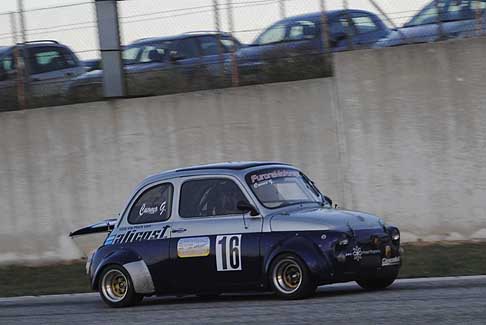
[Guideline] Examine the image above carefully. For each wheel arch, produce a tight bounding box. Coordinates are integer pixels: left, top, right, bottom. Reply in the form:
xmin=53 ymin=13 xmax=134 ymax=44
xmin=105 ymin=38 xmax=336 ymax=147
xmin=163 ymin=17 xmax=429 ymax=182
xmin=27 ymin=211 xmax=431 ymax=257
xmin=264 ymin=235 xmax=333 ymax=285
xmin=92 ymin=249 xmax=155 ymax=295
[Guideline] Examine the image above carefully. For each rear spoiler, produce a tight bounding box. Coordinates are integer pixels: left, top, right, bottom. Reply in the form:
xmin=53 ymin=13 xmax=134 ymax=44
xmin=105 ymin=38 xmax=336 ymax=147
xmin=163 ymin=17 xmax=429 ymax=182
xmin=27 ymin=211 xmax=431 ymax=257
xmin=69 ymin=218 xmax=118 ymax=237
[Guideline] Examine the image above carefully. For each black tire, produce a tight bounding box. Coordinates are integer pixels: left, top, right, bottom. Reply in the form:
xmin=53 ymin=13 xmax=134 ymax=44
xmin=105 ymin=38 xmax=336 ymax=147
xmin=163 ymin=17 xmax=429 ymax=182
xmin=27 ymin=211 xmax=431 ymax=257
xmin=98 ymin=265 xmax=143 ymax=308
xmin=356 ymin=268 xmax=399 ymax=290
xmin=269 ymin=254 xmax=316 ymax=299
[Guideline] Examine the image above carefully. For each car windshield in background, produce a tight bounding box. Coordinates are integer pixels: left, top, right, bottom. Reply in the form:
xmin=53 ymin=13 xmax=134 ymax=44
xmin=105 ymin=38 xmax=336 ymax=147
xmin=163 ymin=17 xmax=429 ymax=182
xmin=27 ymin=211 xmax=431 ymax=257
xmin=122 ymin=41 xmax=172 ymax=65
xmin=246 ymin=168 xmax=321 ymax=209
xmin=405 ymin=0 xmax=484 ymax=27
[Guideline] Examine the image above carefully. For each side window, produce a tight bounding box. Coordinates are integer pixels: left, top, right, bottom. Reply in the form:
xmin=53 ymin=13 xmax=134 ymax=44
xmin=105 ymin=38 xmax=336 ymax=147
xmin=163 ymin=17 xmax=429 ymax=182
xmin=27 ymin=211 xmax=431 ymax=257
xmin=179 ymin=179 xmax=248 ymax=218
xmin=28 ymin=46 xmax=70 ymax=74
xmin=407 ymin=5 xmax=440 ymax=26
xmin=287 ymin=20 xmax=317 ymax=40
xmin=174 ymin=38 xmax=199 ymax=58
xmin=330 ymin=15 xmax=353 ymax=37
xmin=444 ymin=0 xmax=474 ymax=21
xmin=128 ymin=183 xmax=173 ymax=224
xmin=198 ymin=36 xmax=221 ymax=56
xmin=60 ymin=48 xmax=78 ymax=68
xmin=220 ymin=36 xmax=240 ymax=52
xmin=1 ymin=53 xmax=15 ymax=72
xmin=257 ymin=23 xmax=287 ymax=45
xmin=351 ymin=15 xmax=380 ymax=34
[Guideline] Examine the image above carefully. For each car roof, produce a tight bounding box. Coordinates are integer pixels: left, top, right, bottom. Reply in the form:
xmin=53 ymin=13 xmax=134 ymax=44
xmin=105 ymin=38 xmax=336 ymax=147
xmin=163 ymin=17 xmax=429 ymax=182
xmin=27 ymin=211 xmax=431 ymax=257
xmin=134 ymin=161 xmax=295 ymax=191
xmin=175 ymin=161 xmax=292 ymax=172
xmin=279 ymin=9 xmax=376 ymax=23
xmin=130 ymin=31 xmax=231 ymax=46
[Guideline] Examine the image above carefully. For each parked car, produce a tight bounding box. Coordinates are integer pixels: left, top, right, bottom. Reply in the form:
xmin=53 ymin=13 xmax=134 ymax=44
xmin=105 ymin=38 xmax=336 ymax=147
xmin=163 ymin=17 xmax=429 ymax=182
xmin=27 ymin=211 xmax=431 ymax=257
xmin=67 ymin=32 xmax=242 ymax=102
xmin=70 ymin=161 xmax=402 ymax=308
xmin=237 ymin=10 xmax=390 ymax=83
xmin=375 ymin=0 xmax=486 ymax=48
xmin=0 ymin=40 xmax=86 ymax=109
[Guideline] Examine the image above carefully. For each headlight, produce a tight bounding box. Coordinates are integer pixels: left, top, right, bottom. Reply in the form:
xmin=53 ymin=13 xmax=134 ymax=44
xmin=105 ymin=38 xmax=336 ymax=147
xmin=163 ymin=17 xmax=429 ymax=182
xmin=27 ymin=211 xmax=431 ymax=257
xmin=390 ymin=228 xmax=400 ymax=241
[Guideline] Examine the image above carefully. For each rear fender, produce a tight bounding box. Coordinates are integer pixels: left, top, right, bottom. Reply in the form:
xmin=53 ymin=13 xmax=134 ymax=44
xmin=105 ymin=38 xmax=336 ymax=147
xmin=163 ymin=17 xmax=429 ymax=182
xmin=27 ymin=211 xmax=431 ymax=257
xmin=91 ymin=249 xmax=155 ymax=295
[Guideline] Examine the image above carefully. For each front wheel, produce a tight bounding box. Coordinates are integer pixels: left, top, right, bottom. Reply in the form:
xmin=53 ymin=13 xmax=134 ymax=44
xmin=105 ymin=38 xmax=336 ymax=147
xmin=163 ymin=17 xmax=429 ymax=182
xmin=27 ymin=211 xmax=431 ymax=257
xmin=270 ymin=254 xmax=316 ymax=299
xmin=356 ymin=268 xmax=399 ymax=290
xmin=99 ymin=265 xmax=143 ymax=308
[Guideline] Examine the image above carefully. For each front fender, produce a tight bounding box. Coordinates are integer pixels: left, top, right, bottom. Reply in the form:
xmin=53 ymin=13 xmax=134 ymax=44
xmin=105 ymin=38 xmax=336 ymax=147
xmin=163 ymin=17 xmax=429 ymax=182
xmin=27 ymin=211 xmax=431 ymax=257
xmin=91 ymin=247 xmax=155 ymax=294
xmin=264 ymin=234 xmax=333 ymax=285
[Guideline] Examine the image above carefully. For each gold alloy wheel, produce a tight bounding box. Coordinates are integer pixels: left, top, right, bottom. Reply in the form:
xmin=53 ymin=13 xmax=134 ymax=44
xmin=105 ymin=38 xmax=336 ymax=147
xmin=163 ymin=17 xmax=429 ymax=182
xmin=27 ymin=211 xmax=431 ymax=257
xmin=101 ymin=269 xmax=129 ymax=303
xmin=272 ymin=258 xmax=303 ymax=294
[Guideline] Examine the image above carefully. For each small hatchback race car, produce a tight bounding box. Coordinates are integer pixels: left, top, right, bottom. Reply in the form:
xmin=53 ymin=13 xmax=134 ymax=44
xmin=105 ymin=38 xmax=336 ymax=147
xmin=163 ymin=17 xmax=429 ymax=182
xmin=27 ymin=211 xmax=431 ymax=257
xmin=70 ymin=162 xmax=401 ymax=307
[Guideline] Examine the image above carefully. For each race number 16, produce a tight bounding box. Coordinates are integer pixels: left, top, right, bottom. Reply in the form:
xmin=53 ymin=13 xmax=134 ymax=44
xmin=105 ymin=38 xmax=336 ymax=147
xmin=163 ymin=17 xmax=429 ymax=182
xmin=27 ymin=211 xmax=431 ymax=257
xmin=216 ymin=235 xmax=242 ymax=271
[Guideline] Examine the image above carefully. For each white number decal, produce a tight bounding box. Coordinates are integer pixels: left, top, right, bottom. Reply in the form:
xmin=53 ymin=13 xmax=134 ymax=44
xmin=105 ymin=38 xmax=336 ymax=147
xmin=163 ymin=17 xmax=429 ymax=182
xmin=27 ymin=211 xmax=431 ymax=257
xmin=216 ymin=235 xmax=242 ymax=271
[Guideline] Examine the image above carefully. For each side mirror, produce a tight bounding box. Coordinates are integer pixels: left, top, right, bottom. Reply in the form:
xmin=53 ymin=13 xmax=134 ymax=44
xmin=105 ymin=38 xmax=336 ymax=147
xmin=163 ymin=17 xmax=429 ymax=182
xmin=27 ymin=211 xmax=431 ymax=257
xmin=237 ymin=201 xmax=259 ymax=217
xmin=169 ymin=50 xmax=185 ymax=62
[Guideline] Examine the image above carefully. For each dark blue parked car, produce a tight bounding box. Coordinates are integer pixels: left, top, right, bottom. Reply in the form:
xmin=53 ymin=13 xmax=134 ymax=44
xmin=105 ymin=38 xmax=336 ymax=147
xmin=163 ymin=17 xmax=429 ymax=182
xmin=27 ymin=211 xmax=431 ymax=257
xmin=237 ymin=10 xmax=390 ymax=82
xmin=375 ymin=0 xmax=486 ymax=48
xmin=67 ymin=32 xmax=242 ymax=101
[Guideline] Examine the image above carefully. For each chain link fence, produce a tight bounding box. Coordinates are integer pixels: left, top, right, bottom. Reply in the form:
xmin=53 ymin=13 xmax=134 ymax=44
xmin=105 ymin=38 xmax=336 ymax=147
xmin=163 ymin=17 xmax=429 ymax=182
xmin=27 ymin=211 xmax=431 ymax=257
xmin=1 ymin=0 xmax=486 ymax=110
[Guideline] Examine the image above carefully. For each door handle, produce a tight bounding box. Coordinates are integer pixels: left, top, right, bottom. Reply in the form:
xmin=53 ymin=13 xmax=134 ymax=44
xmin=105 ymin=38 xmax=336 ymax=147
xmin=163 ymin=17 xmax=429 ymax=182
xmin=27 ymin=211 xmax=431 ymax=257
xmin=172 ymin=227 xmax=187 ymax=233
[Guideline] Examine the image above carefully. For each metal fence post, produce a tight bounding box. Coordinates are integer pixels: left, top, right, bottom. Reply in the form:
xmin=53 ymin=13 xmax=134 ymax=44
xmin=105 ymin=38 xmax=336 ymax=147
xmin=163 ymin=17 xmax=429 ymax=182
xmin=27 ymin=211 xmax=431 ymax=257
xmin=342 ymin=0 xmax=353 ymax=50
xmin=213 ymin=0 xmax=225 ymax=83
xmin=475 ymin=4 xmax=484 ymax=36
xmin=16 ymin=0 xmax=28 ymax=109
xmin=95 ymin=0 xmax=125 ymax=98
xmin=227 ymin=0 xmax=239 ymax=86
xmin=434 ymin=0 xmax=444 ymax=39
xmin=319 ymin=0 xmax=330 ymax=51
xmin=279 ymin=0 xmax=286 ymax=20
xmin=10 ymin=11 xmax=27 ymax=110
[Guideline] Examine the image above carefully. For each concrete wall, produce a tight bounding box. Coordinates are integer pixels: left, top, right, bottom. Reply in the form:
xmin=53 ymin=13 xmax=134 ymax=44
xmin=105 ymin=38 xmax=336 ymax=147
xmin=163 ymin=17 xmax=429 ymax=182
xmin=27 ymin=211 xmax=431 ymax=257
xmin=0 ymin=79 xmax=342 ymax=264
xmin=1 ymin=37 xmax=486 ymax=264
xmin=334 ymin=37 xmax=486 ymax=242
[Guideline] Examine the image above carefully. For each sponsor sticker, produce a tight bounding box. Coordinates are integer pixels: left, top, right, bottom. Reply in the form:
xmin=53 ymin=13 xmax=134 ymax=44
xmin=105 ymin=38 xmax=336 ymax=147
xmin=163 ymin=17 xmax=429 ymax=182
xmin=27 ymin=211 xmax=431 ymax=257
xmin=177 ymin=237 xmax=210 ymax=258
xmin=345 ymin=246 xmax=381 ymax=261
xmin=382 ymin=256 xmax=401 ymax=267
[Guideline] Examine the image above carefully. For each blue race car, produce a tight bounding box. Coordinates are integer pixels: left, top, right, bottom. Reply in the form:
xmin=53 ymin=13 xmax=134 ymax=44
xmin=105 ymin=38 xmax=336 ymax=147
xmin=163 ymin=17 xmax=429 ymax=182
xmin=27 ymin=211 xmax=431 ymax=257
xmin=237 ymin=9 xmax=390 ymax=82
xmin=375 ymin=0 xmax=486 ymax=48
xmin=70 ymin=162 xmax=401 ymax=307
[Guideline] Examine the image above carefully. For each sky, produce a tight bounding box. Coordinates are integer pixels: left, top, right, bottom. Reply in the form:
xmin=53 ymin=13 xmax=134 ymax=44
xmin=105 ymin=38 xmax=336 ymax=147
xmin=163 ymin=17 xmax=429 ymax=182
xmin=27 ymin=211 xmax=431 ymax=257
xmin=0 ymin=0 xmax=430 ymax=59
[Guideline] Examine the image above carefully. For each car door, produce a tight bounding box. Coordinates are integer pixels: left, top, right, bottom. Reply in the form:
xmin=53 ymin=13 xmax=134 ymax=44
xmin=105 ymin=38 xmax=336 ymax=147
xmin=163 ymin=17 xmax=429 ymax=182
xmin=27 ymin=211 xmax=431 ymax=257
xmin=168 ymin=37 xmax=204 ymax=92
xmin=348 ymin=12 xmax=389 ymax=48
xmin=27 ymin=45 xmax=82 ymax=98
xmin=195 ymin=35 xmax=232 ymax=88
xmin=113 ymin=182 xmax=174 ymax=292
xmin=328 ymin=14 xmax=355 ymax=51
xmin=125 ymin=42 xmax=173 ymax=96
xmin=0 ymin=50 xmax=18 ymax=109
xmin=170 ymin=176 xmax=263 ymax=292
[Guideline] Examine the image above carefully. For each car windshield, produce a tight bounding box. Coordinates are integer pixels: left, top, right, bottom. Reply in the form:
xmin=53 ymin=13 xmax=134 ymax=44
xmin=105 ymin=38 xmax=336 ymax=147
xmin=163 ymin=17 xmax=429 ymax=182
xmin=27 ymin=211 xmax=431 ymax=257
xmin=405 ymin=0 xmax=480 ymax=27
xmin=122 ymin=41 xmax=172 ymax=65
xmin=245 ymin=168 xmax=322 ymax=209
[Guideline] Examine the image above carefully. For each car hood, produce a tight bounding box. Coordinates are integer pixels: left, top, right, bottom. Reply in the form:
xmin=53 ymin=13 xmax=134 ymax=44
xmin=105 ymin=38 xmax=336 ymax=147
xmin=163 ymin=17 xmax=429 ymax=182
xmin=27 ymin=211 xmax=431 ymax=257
xmin=375 ymin=19 xmax=477 ymax=48
xmin=269 ymin=207 xmax=384 ymax=232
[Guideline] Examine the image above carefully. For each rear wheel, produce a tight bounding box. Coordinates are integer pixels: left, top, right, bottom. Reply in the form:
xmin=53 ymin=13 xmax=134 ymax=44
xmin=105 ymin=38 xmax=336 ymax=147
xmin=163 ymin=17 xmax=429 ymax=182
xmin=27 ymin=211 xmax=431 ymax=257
xmin=356 ymin=268 xmax=399 ymax=290
xmin=270 ymin=254 xmax=316 ymax=299
xmin=99 ymin=265 xmax=143 ymax=308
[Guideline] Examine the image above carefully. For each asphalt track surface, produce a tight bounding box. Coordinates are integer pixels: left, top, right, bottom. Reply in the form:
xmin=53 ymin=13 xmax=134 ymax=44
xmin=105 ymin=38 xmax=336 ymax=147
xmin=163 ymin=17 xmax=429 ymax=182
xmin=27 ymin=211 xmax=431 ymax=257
xmin=1 ymin=276 xmax=485 ymax=325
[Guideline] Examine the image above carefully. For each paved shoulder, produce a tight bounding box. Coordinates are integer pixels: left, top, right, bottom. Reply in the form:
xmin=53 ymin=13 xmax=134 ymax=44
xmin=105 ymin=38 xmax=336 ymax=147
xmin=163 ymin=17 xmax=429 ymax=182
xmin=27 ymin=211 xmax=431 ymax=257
xmin=1 ymin=276 xmax=485 ymax=325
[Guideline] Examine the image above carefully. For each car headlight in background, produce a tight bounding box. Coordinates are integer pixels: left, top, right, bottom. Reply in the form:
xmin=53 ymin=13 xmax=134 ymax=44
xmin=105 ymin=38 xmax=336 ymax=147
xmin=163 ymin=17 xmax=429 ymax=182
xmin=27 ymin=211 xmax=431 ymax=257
xmin=389 ymin=228 xmax=400 ymax=242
